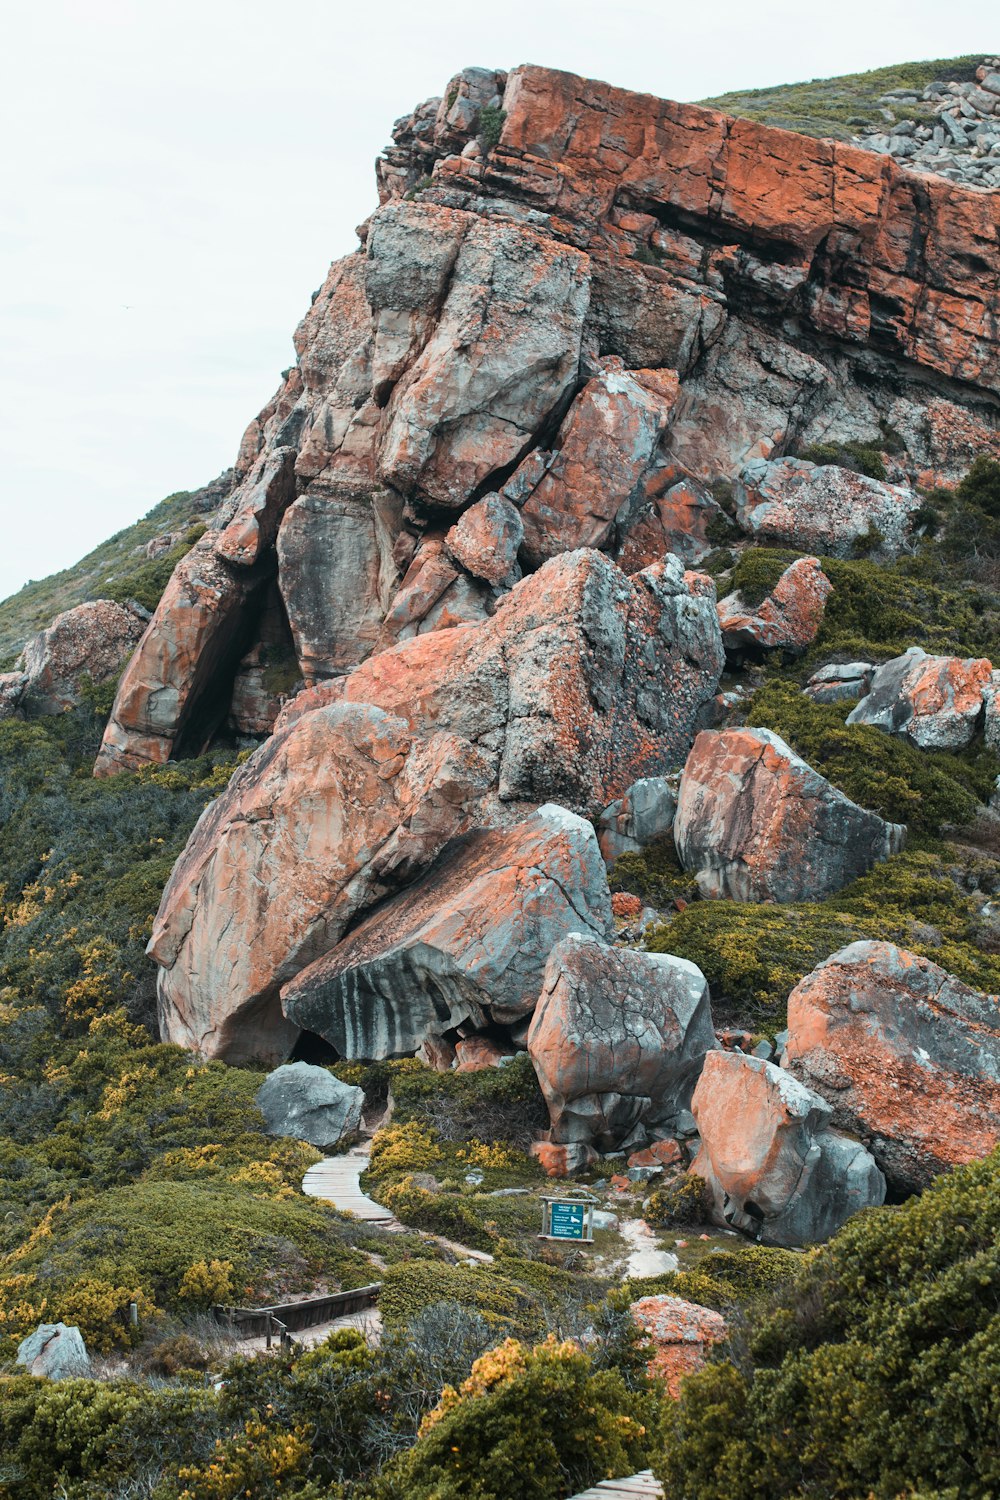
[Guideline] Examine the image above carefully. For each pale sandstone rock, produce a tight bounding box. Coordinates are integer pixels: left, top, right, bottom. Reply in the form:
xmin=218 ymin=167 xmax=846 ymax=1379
xmin=16 ymin=1323 xmax=91 ymax=1380
xmin=674 ymin=727 xmax=905 ymax=902
xmin=784 ymin=941 xmax=1000 ymax=1193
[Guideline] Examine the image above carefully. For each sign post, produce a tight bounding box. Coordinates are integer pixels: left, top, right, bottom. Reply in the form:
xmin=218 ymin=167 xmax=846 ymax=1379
xmin=540 ymin=1191 xmax=597 ymax=1243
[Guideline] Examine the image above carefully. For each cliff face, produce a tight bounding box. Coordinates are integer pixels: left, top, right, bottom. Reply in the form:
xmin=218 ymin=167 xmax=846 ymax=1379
xmin=93 ymin=61 xmax=1000 ymax=777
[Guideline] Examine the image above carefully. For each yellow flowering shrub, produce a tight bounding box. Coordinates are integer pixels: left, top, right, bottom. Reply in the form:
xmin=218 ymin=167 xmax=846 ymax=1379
xmin=367 ymin=1120 xmax=443 ymax=1178
xmin=175 ymin=1419 xmax=311 ymax=1499
xmin=178 ymin=1258 xmax=234 ymax=1307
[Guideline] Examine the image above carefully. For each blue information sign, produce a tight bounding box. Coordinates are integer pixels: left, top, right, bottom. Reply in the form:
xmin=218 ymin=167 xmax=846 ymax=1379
xmin=549 ymin=1200 xmax=586 ymax=1239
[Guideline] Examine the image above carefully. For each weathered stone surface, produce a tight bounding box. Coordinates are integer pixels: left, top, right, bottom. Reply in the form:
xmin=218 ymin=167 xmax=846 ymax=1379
xmin=616 ymin=473 xmax=725 ymax=571
xmin=20 ymin=600 xmax=146 ymax=715
xmin=323 ymin=549 xmax=723 ymax=818
xmin=95 ymin=536 xmax=271 ymax=774
xmin=804 ymin=661 xmax=874 ymax=704
xmin=530 ymin=1140 xmax=597 ymax=1177
xmin=845 ymin=646 xmax=994 ymax=750
xmin=717 ymin=557 xmax=832 ymax=658
xmin=735 ymin=458 xmax=920 ymax=558
xmin=674 ymin=728 xmax=905 ymax=902
xmin=444 ymin=494 xmax=523 ymax=589
xmin=214 ymin=446 xmax=297 ymax=568
xmin=0 ymin=671 xmax=27 ymax=720
xmin=516 ymin=365 xmax=679 ymax=567
xmin=255 ymin=1062 xmax=363 ymax=1149
xmin=454 ymin=1035 xmax=515 ymax=1072
xmin=16 ymin=1323 xmax=91 ymax=1380
xmin=276 ymin=484 xmax=403 ymax=682
xmin=379 ymin=535 xmax=493 ymax=645
xmin=378 ymin=218 xmax=590 ymax=509
xmin=280 ymin=805 xmax=612 ymax=1059
xmin=148 ymin=702 xmax=487 ymax=1064
xmin=597 ymin=776 xmax=677 ymax=866
xmin=691 ymin=1050 xmax=885 ymax=1247
xmin=528 ymin=933 xmax=717 ymax=1153
xmin=630 ymin=1295 xmax=728 ymax=1397
xmin=784 ymin=941 xmax=1000 ymax=1192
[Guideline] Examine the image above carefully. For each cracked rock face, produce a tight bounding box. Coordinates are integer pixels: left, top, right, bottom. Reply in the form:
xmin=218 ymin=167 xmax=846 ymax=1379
xmin=527 ymin=933 xmax=717 ymax=1153
xmin=148 ymin=702 xmax=488 ymax=1064
xmin=717 ymin=557 xmax=832 ymax=659
xmin=845 ymin=646 xmax=994 ymax=750
xmin=280 ymin=805 xmax=612 ymax=1059
xmin=674 ymin=727 xmax=906 ymax=903
xmin=784 ymin=941 xmax=1000 ymax=1193
xmin=690 ymin=1050 xmax=885 ymax=1248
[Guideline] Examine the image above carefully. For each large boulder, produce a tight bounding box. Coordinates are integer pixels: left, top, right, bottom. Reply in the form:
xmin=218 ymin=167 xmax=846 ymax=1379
xmin=735 ymin=458 xmax=921 ymax=558
xmin=717 ymin=557 xmax=832 ymax=659
xmin=148 ymin=702 xmax=487 ymax=1063
xmin=674 ymin=727 xmax=905 ymax=902
xmin=516 ymin=365 xmax=680 ymax=567
xmin=527 ymin=934 xmax=717 ymax=1156
xmin=314 ymin=549 xmax=724 ymax=818
xmin=255 ymin=1062 xmax=364 ymax=1149
xmin=16 ymin=1323 xmax=91 ymax=1380
xmin=20 ymin=600 xmax=146 ymax=715
xmin=845 ymin=646 xmax=994 ymax=750
xmin=281 ymin=805 xmax=612 ymax=1058
xmin=784 ymin=941 xmax=1000 ymax=1192
xmin=597 ymin=776 xmax=677 ymax=866
xmin=444 ymin=494 xmax=523 ymax=589
xmin=691 ymin=1050 xmax=885 ymax=1247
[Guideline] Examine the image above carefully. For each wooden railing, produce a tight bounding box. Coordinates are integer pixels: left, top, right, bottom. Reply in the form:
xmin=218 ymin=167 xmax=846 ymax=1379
xmin=214 ymin=1282 xmax=381 ymax=1344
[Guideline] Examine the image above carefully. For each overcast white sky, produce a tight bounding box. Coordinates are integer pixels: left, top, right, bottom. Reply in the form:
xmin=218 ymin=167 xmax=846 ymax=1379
xmin=0 ymin=0 xmax=993 ymax=602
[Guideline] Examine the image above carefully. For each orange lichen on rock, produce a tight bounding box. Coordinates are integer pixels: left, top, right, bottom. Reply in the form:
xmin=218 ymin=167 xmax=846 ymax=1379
xmin=630 ymin=1294 xmax=728 ymax=1398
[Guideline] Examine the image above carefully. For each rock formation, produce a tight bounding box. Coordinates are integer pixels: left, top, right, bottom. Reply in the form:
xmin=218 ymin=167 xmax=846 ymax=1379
xmin=255 ymin=1062 xmax=364 ymax=1150
xmin=784 ymin=942 xmax=1000 ymax=1193
xmin=630 ymin=1295 xmax=728 ymax=1398
xmin=674 ymin=727 xmax=906 ymax=902
xmin=597 ymin=776 xmax=677 ymax=866
xmin=281 ymin=805 xmax=611 ymax=1058
xmin=18 ymin=600 xmax=147 ymax=716
xmin=690 ymin=1050 xmax=885 ymax=1246
xmin=528 ymin=934 xmax=717 ymax=1167
xmin=717 ymin=556 xmax=832 ymax=659
xmin=735 ymin=459 xmax=920 ymax=558
xmin=845 ymin=646 xmax=995 ymax=749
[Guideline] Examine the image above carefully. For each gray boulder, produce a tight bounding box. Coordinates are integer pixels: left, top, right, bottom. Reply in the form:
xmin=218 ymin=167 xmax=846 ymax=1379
xmin=735 ymin=457 xmax=920 ymax=559
xmin=281 ymin=805 xmax=612 ymax=1058
xmin=255 ymin=1062 xmax=364 ymax=1150
xmin=803 ymin=661 xmax=874 ymax=704
xmin=16 ymin=1322 xmax=91 ymax=1379
xmin=0 ymin=671 xmax=27 ymax=721
xmin=597 ymin=776 xmax=677 ymax=866
xmin=690 ymin=1050 xmax=885 ymax=1247
xmin=846 ymin=646 xmax=994 ymax=750
xmin=527 ymin=933 xmax=717 ymax=1153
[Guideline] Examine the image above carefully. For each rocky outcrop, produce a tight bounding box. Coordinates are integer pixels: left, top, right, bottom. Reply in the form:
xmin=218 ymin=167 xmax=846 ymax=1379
xmin=845 ymin=646 xmax=994 ymax=750
xmin=280 ymin=805 xmax=612 ymax=1059
xmin=319 ymin=549 xmax=724 ymax=818
xmin=783 ymin=942 xmax=1000 ymax=1193
xmin=691 ymin=1050 xmax=885 ymax=1247
xmin=444 ymin=494 xmax=523 ymax=589
xmin=735 ymin=459 xmax=921 ymax=558
xmin=16 ymin=1323 xmax=91 ymax=1380
xmin=528 ymin=934 xmax=717 ymax=1160
xmin=717 ymin=557 xmax=832 ymax=660
xmin=19 ymin=601 xmax=146 ymax=716
xmin=255 ymin=1062 xmax=364 ymax=1149
xmin=597 ymin=776 xmax=677 ymax=866
xmin=674 ymin=728 xmax=906 ymax=902
xmin=630 ymin=1295 xmax=728 ymax=1398
xmin=148 ymin=702 xmax=488 ymax=1063
xmin=0 ymin=672 xmax=27 ymax=721
xmin=515 ymin=364 xmax=679 ymax=566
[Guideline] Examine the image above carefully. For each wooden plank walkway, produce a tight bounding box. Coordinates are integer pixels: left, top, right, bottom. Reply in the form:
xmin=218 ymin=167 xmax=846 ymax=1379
xmin=302 ymin=1147 xmax=399 ymax=1224
xmin=568 ymin=1471 xmax=663 ymax=1499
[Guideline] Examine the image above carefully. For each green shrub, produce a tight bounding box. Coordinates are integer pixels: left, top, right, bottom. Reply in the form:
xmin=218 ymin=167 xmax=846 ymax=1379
xmin=378 ymin=1334 xmax=656 ymax=1500
xmin=656 ymin=1148 xmax=1000 ymax=1499
xmin=382 ymin=1054 xmax=548 ymax=1151
xmin=609 ymin=836 xmax=697 ymax=909
xmin=478 ymin=103 xmax=506 ymax=151
xmin=98 ymin=524 xmax=206 ymax=612
xmin=797 ymin=439 xmax=886 ymax=480
xmin=627 ymin=1245 xmax=798 ymax=1311
xmin=642 ymin=1175 xmax=710 ymax=1229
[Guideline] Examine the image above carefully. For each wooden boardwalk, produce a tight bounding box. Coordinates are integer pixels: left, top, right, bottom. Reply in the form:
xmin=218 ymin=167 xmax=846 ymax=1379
xmin=301 ymin=1147 xmax=399 ymax=1224
xmin=568 ymin=1471 xmax=663 ymax=1499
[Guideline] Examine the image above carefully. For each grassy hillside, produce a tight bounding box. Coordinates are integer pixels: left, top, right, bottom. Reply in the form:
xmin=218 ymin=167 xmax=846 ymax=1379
xmin=0 ymin=475 xmax=229 ymax=665
xmin=700 ymin=54 xmax=984 ymax=140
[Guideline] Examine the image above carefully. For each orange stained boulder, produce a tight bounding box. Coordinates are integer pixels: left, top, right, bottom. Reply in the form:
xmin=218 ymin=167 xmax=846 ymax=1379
xmin=784 ymin=941 xmax=1000 ymax=1193
xmin=674 ymin=727 xmax=905 ymax=903
xmin=717 ymin=556 xmax=832 ymax=657
xmin=630 ymin=1294 xmax=727 ymax=1398
xmin=147 ymin=701 xmax=488 ymax=1064
xmin=846 ymin=646 xmax=994 ymax=750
